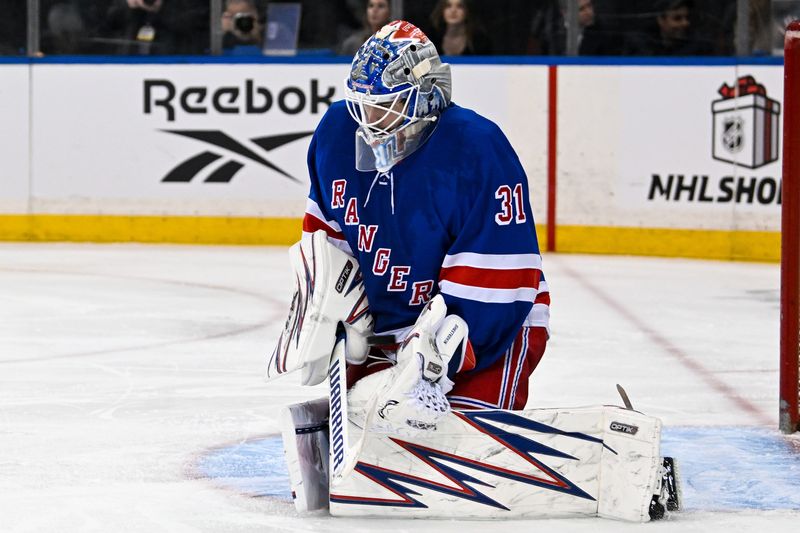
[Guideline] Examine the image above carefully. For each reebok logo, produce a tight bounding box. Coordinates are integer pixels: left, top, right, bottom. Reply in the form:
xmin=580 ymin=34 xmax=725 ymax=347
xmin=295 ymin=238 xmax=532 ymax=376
xmin=144 ymin=79 xmax=335 ymax=121
xmin=160 ymin=130 xmax=313 ymax=184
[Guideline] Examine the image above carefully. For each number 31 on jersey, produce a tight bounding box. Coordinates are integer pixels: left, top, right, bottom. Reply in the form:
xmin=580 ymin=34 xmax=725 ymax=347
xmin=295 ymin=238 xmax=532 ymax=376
xmin=494 ymin=183 xmax=527 ymax=225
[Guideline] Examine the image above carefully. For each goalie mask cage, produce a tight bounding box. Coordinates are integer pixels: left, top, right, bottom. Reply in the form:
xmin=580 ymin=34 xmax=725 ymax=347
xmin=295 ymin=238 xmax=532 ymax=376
xmin=780 ymin=20 xmax=800 ymax=434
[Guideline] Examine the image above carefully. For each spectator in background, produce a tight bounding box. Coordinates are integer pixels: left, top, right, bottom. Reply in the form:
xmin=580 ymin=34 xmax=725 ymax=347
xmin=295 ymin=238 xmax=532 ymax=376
xmin=339 ymin=0 xmax=392 ymax=55
xmin=554 ymin=0 xmax=593 ymax=54
xmin=103 ymin=0 xmax=209 ymax=55
xmin=719 ymin=0 xmax=788 ymax=56
xmin=527 ymin=0 xmax=563 ymax=55
xmin=576 ymin=0 xmax=595 ymax=33
xmin=297 ymin=0 xmax=357 ymax=52
xmin=222 ymin=0 xmax=263 ymax=54
xmin=559 ymin=0 xmax=625 ymax=56
xmin=42 ymin=3 xmax=87 ymax=54
xmin=38 ymin=1 xmax=114 ymax=55
xmin=429 ymin=0 xmax=491 ymax=56
xmin=0 ymin=1 xmax=28 ymax=54
xmin=770 ymin=0 xmax=800 ymax=54
xmin=624 ymin=0 xmax=712 ymax=55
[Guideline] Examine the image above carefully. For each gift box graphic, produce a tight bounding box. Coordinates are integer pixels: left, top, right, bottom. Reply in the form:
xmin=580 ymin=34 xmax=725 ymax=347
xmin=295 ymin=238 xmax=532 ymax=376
xmin=711 ymin=75 xmax=781 ymax=169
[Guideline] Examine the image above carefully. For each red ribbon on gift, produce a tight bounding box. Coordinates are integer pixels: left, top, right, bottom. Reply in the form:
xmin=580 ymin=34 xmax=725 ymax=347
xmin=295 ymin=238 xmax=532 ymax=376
xmin=718 ymin=75 xmax=767 ymax=99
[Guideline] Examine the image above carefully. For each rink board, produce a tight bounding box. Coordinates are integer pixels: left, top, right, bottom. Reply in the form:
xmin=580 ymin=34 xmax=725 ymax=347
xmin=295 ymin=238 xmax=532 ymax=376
xmin=0 ymin=59 xmax=784 ymax=261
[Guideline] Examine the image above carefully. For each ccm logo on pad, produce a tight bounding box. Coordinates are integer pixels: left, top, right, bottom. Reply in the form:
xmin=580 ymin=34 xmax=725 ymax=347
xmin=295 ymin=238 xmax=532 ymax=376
xmin=609 ymin=422 xmax=639 ymax=435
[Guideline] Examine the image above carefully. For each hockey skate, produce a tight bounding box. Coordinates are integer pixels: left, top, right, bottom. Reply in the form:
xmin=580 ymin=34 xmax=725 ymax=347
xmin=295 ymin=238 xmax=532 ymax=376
xmin=648 ymin=457 xmax=682 ymax=520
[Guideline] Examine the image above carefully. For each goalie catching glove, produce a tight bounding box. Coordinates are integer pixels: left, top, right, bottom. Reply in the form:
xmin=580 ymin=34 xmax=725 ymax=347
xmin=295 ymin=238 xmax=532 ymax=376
xmin=349 ymin=294 xmax=469 ymax=434
xmin=265 ymin=230 xmax=373 ymax=386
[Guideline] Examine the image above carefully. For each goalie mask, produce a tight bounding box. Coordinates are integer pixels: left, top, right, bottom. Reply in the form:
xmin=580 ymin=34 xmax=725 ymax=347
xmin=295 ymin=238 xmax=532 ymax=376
xmin=344 ymin=20 xmax=452 ymax=172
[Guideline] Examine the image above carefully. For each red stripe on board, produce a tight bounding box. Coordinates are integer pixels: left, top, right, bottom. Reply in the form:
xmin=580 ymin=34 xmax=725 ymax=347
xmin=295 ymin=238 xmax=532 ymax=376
xmin=440 ymin=265 xmax=540 ymax=290
xmin=547 ymin=65 xmax=558 ymax=252
xmin=302 ymin=213 xmax=345 ymax=241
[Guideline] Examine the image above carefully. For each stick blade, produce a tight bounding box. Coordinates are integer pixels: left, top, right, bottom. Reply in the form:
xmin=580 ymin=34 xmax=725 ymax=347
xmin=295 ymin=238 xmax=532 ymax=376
xmin=616 ymin=383 xmax=634 ymax=410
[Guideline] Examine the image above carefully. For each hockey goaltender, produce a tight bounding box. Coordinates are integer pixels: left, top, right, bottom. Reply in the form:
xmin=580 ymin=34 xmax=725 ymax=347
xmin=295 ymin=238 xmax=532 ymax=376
xmin=265 ymin=20 xmax=680 ymax=522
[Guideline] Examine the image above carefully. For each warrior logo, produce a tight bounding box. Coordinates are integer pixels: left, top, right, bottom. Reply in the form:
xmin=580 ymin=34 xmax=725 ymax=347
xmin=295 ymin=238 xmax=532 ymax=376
xmin=721 ymin=117 xmax=744 ymax=154
xmin=329 ymin=357 xmax=346 ymax=474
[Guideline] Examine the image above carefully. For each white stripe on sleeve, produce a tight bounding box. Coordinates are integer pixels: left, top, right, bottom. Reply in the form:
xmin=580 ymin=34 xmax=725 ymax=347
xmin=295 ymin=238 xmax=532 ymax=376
xmin=439 ymin=280 xmax=537 ymax=304
xmin=442 ymin=252 xmax=543 ymax=270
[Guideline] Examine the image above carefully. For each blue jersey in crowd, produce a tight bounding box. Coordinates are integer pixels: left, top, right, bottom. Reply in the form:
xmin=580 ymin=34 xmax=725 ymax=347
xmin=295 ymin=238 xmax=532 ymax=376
xmin=302 ymin=100 xmax=550 ymax=376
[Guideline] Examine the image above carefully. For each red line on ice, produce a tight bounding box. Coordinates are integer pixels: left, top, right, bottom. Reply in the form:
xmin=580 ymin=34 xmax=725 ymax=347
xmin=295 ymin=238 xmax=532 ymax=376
xmin=560 ymin=261 xmax=771 ymax=426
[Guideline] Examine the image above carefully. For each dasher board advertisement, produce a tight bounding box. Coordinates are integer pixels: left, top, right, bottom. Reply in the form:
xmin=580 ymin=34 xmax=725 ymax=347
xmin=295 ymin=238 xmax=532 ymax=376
xmin=558 ymin=65 xmax=783 ymax=233
xmin=29 ymin=63 xmax=548 ymax=219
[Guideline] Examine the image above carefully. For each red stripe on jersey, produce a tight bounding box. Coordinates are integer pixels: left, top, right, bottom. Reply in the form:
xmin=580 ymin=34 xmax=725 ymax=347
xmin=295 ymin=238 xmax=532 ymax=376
xmin=448 ymin=326 xmax=548 ymax=411
xmin=439 ymin=266 xmax=541 ymax=290
xmin=534 ymin=291 xmax=551 ymax=306
xmin=303 ymin=213 xmax=345 ymax=241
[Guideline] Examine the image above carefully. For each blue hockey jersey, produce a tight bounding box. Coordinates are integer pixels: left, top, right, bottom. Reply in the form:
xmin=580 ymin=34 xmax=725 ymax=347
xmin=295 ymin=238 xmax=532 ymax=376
xmin=302 ymin=100 xmax=550 ymax=376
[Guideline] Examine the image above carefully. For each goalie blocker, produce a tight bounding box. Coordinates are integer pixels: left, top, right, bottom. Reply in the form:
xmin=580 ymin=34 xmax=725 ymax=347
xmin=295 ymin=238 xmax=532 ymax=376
xmin=270 ymin=233 xmax=680 ymax=521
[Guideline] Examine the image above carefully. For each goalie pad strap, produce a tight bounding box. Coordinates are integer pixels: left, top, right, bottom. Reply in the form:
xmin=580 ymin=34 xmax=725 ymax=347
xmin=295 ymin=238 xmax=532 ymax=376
xmin=295 ymin=423 xmax=328 ymax=435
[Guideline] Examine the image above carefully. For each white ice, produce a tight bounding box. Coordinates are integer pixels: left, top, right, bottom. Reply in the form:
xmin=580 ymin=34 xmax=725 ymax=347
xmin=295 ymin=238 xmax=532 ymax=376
xmin=1 ymin=243 xmax=798 ymax=532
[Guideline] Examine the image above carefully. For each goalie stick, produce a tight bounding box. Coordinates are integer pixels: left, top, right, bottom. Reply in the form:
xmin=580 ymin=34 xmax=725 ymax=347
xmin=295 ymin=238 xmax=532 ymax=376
xmin=616 ymin=384 xmax=634 ymax=410
xmin=328 ymin=330 xmax=383 ymax=485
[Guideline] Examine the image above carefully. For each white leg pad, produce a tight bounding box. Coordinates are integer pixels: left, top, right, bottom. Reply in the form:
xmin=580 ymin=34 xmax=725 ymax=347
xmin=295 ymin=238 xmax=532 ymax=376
xmin=597 ymin=408 xmax=662 ymax=521
xmin=328 ymin=405 xmax=663 ymax=522
xmin=280 ymin=397 xmax=330 ymax=512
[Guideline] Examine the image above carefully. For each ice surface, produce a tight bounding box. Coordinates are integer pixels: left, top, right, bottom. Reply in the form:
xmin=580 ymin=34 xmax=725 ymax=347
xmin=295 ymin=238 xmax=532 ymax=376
xmin=1 ymin=243 xmax=797 ymax=532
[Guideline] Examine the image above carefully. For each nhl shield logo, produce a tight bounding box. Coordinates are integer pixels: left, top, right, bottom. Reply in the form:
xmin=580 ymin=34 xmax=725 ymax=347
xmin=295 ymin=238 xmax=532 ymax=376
xmin=721 ymin=117 xmax=744 ymax=154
